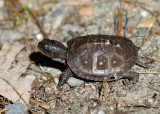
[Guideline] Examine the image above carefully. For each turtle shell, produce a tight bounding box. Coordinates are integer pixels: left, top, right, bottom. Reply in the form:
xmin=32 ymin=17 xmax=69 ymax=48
xmin=67 ymin=35 xmax=139 ymax=81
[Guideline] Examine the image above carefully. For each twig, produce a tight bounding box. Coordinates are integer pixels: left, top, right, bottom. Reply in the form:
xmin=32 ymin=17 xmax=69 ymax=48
xmin=106 ymin=99 xmax=119 ymax=103
xmin=126 ymin=0 xmax=133 ymax=38
xmin=103 ymin=102 xmax=117 ymax=107
xmin=123 ymin=0 xmax=160 ymax=25
xmin=125 ymin=103 xmax=159 ymax=108
xmin=0 ymin=108 xmax=7 ymax=113
xmin=116 ymin=0 xmax=124 ymax=36
xmin=146 ymin=56 xmax=160 ymax=62
xmin=9 ymin=0 xmax=48 ymax=38
xmin=155 ymin=31 xmax=160 ymax=35
xmin=142 ymin=21 xmax=155 ymax=46
xmin=28 ymin=9 xmax=49 ymax=38
xmin=109 ymin=80 xmax=119 ymax=92
xmin=148 ymin=86 xmax=160 ymax=93
xmin=138 ymin=72 xmax=160 ymax=74
xmin=146 ymin=47 xmax=159 ymax=56
xmin=29 ymin=67 xmax=55 ymax=79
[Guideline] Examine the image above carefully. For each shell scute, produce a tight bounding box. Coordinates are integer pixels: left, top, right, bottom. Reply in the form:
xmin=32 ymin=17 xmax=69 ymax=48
xmin=67 ymin=35 xmax=138 ymax=81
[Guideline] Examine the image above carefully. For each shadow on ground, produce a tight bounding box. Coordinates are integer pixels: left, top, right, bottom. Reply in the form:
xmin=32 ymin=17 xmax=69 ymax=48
xmin=29 ymin=52 xmax=66 ymax=72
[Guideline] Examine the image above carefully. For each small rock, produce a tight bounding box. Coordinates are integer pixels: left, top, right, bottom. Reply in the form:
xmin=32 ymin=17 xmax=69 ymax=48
xmin=50 ymin=101 xmax=56 ymax=108
xmin=140 ymin=11 xmax=149 ymax=17
xmin=62 ymin=84 xmax=71 ymax=91
xmin=40 ymin=102 xmax=50 ymax=109
xmin=6 ymin=103 xmax=28 ymax=114
xmin=45 ymin=86 xmax=53 ymax=94
xmin=148 ymin=98 xmax=153 ymax=103
xmin=67 ymin=77 xmax=84 ymax=87
xmin=98 ymin=110 xmax=105 ymax=114
xmin=69 ymin=103 xmax=81 ymax=113
xmin=42 ymin=76 xmax=48 ymax=81
xmin=109 ymin=107 xmax=114 ymax=110
xmin=91 ymin=85 xmax=96 ymax=90
xmin=36 ymin=33 xmax=43 ymax=40
xmin=54 ymin=78 xmax=59 ymax=85
xmin=74 ymin=92 xmax=80 ymax=97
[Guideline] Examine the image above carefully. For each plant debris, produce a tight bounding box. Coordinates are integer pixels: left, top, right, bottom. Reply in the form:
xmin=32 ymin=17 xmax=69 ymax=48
xmin=0 ymin=41 xmax=35 ymax=104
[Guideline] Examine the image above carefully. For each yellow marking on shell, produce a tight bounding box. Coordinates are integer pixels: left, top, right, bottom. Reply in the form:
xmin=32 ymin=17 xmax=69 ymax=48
xmin=113 ymin=61 xmax=117 ymax=64
xmin=99 ymin=61 xmax=103 ymax=66
xmin=84 ymin=61 xmax=88 ymax=64
xmin=117 ymin=44 xmax=120 ymax=47
xmin=106 ymin=40 xmax=110 ymax=44
xmin=93 ymin=39 xmax=98 ymax=44
xmin=94 ymin=41 xmax=98 ymax=44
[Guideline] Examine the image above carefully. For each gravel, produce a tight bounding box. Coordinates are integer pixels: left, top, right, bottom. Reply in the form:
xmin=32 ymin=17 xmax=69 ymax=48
xmin=0 ymin=0 xmax=159 ymax=114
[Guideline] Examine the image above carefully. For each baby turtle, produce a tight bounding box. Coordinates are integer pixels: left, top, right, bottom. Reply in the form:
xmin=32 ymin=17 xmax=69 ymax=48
xmin=38 ymin=35 xmax=140 ymax=87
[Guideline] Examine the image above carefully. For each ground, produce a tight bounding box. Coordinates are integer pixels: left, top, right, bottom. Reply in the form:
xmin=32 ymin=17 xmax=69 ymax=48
xmin=0 ymin=0 xmax=160 ymax=114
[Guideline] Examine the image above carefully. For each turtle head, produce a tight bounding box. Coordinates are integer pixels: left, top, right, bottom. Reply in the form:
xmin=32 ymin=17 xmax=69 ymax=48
xmin=38 ymin=38 xmax=67 ymax=62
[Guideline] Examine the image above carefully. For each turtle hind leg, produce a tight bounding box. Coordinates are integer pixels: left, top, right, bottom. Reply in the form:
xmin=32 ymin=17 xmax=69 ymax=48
xmin=122 ymin=71 xmax=139 ymax=84
xmin=57 ymin=68 xmax=72 ymax=89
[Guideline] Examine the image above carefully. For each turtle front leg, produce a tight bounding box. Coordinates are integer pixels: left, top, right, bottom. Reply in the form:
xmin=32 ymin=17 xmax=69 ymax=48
xmin=122 ymin=71 xmax=139 ymax=84
xmin=57 ymin=68 xmax=73 ymax=89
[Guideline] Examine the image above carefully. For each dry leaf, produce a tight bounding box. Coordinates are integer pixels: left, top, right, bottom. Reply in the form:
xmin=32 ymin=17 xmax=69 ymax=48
xmin=65 ymin=0 xmax=91 ymax=6
xmin=138 ymin=18 xmax=155 ymax=28
xmin=79 ymin=6 xmax=93 ymax=16
xmin=0 ymin=41 xmax=36 ymax=104
xmin=0 ymin=41 xmax=24 ymax=70
xmin=155 ymin=31 xmax=160 ymax=35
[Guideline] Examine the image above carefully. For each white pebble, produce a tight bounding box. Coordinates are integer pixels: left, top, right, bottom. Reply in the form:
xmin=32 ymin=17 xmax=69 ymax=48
xmin=98 ymin=110 xmax=105 ymax=114
xmin=36 ymin=33 xmax=43 ymax=40
xmin=148 ymin=98 xmax=153 ymax=103
xmin=140 ymin=11 xmax=148 ymax=17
